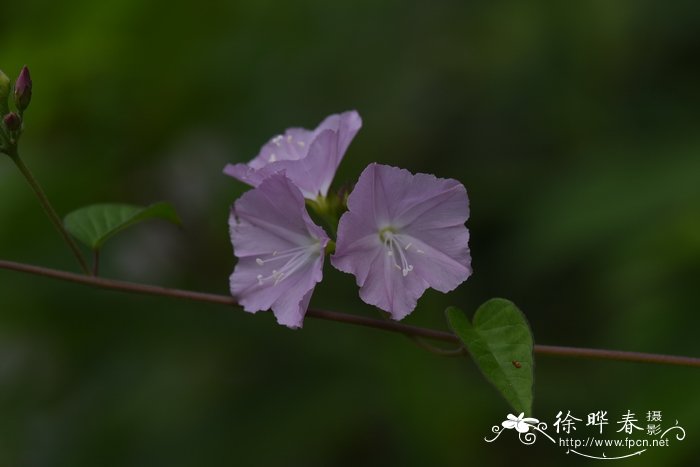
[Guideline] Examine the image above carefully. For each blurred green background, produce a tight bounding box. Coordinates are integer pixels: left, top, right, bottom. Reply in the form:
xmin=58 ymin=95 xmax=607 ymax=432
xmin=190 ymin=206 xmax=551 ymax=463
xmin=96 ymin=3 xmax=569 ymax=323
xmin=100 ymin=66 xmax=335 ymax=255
xmin=1 ymin=0 xmax=700 ymax=465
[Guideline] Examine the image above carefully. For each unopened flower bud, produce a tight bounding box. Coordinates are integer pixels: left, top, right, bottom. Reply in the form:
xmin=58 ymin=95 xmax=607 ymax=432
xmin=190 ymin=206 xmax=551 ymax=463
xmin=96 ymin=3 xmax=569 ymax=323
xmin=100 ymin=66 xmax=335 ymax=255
xmin=14 ymin=66 xmax=32 ymax=111
xmin=3 ymin=112 xmax=21 ymax=132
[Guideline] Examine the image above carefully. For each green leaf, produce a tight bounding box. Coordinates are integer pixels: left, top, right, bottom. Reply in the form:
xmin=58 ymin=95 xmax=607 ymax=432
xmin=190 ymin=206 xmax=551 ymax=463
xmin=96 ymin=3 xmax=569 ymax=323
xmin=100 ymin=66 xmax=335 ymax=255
xmin=64 ymin=202 xmax=181 ymax=250
xmin=446 ymin=299 xmax=534 ymax=415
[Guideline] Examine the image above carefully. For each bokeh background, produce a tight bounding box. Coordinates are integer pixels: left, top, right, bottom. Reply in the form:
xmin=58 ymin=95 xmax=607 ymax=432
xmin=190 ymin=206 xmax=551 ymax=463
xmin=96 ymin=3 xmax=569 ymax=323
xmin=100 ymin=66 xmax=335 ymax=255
xmin=1 ymin=1 xmax=699 ymax=465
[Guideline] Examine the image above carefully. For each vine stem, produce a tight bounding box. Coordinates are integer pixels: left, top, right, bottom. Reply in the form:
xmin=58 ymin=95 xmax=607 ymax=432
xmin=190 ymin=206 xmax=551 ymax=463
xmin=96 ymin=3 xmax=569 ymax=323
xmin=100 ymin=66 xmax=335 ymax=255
xmin=92 ymin=250 xmax=100 ymax=277
xmin=1 ymin=259 xmax=699 ymax=368
xmin=8 ymin=150 xmax=91 ymax=275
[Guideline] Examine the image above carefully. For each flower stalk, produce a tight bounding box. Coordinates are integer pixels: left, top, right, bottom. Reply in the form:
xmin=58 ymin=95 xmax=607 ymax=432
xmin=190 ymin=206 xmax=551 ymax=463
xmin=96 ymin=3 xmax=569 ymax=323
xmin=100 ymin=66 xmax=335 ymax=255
xmin=0 ymin=66 xmax=90 ymax=275
xmin=8 ymin=149 xmax=91 ymax=274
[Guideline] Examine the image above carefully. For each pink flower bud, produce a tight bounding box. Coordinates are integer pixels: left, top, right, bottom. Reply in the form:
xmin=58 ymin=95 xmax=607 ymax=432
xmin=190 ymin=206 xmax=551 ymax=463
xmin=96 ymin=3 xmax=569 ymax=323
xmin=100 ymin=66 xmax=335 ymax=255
xmin=14 ymin=66 xmax=32 ymax=111
xmin=3 ymin=112 xmax=21 ymax=132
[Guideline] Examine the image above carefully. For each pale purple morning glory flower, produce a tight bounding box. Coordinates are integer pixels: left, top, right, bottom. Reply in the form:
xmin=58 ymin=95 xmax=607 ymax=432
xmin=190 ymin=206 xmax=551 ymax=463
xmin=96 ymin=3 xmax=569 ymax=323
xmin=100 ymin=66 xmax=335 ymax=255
xmin=223 ymin=110 xmax=362 ymax=199
xmin=229 ymin=173 xmax=330 ymax=329
xmin=331 ymin=163 xmax=472 ymax=320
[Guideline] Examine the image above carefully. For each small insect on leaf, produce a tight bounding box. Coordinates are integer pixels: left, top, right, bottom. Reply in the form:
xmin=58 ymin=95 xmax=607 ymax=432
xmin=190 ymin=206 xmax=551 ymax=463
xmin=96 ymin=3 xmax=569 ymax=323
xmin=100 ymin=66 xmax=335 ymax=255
xmin=446 ymin=300 xmax=535 ymax=415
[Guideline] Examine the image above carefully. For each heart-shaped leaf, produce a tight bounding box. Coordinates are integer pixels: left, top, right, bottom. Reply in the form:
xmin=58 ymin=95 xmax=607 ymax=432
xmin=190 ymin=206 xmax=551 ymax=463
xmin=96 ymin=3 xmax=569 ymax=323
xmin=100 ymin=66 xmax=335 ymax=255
xmin=64 ymin=202 xmax=181 ymax=250
xmin=446 ymin=299 xmax=534 ymax=415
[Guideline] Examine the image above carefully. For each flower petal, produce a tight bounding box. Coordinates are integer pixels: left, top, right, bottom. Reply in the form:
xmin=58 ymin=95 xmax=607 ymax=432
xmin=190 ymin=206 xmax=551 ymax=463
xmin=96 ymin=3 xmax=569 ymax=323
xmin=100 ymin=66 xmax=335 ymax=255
xmin=224 ymin=111 xmax=361 ymax=198
xmin=330 ymin=231 xmax=383 ymax=286
xmin=252 ymin=127 xmax=314 ymax=168
xmin=238 ymin=129 xmax=337 ymax=198
xmin=230 ymin=174 xmax=322 ymax=255
xmin=332 ymin=208 xmax=430 ymax=320
xmin=229 ymin=173 xmax=329 ymax=329
xmin=342 ymin=163 xmax=397 ymax=226
xmin=395 ymin=229 xmax=471 ymax=294
xmin=314 ymin=110 xmax=363 ymax=155
xmin=358 ymin=249 xmax=430 ymax=320
xmin=223 ymin=162 xmax=271 ymax=189
xmin=394 ymin=171 xmax=469 ymax=229
xmin=332 ymin=163 xmax=471 ymax=319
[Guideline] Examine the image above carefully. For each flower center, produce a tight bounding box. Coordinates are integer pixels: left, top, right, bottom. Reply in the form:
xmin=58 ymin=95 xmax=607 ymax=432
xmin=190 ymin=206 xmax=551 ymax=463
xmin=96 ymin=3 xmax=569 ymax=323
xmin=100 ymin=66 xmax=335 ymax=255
xmin=268 ymin=134 xmax=308 ymax=162
xmin=379 ymin=228 xmax=423 ymax=277
xmin=254 ymin=242 xmax=321 ymax=286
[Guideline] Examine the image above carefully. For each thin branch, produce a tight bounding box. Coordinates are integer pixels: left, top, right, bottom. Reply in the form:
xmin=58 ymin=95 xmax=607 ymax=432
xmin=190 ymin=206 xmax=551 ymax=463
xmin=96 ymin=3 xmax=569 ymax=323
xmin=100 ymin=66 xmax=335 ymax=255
xmin=533 ymin=345 xmax=700 ymax=367
xmin=9 ymin=152 xmax=91 ymax=274
xmin=1 ymin=258 xmax=699 ymax=368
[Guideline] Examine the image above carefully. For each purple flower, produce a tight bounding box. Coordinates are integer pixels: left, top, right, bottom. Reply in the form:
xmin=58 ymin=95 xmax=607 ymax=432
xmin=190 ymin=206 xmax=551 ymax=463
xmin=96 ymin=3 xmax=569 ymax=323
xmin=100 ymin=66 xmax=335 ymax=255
xmin=229 ymin=173 xmax=330 ymax=329
xmin=223 ymin=110 xmax=362 ymax=199
xmin=331 ymin=163 xmax=472 ymax=320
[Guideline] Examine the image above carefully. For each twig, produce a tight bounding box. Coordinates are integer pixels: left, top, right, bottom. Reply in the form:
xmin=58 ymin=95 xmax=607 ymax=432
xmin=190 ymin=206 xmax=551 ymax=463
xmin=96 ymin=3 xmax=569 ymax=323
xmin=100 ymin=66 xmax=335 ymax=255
xmin=8 ymin=151 xmax=90 ymax=274
xmin=0 ymin=258 xmax=699 ymax=368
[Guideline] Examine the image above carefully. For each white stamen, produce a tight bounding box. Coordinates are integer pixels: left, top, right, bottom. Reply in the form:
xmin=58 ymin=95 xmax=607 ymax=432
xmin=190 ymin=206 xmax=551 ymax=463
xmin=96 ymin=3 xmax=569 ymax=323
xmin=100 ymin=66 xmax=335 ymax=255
xmin=254 ymin=243 xmax=322 ymax=286
xmin=272 ymin=135 xmax=283 ymax=146
xmin=286 ymin=135 xmax=293 ymax=142
xmin=381 ymin=230 xmax=416 ymax=277
xmin=269 ymin=153 xmax=277 ymax=162
xmin=297 ymin=141 xmax=305 ymax=147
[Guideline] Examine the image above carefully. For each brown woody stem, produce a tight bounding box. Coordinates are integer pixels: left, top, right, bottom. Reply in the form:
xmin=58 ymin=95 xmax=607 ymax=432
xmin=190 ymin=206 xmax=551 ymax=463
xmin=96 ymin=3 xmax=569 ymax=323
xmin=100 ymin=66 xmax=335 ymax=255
xmin=0 ymin=259 xmax=699 ymax=368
